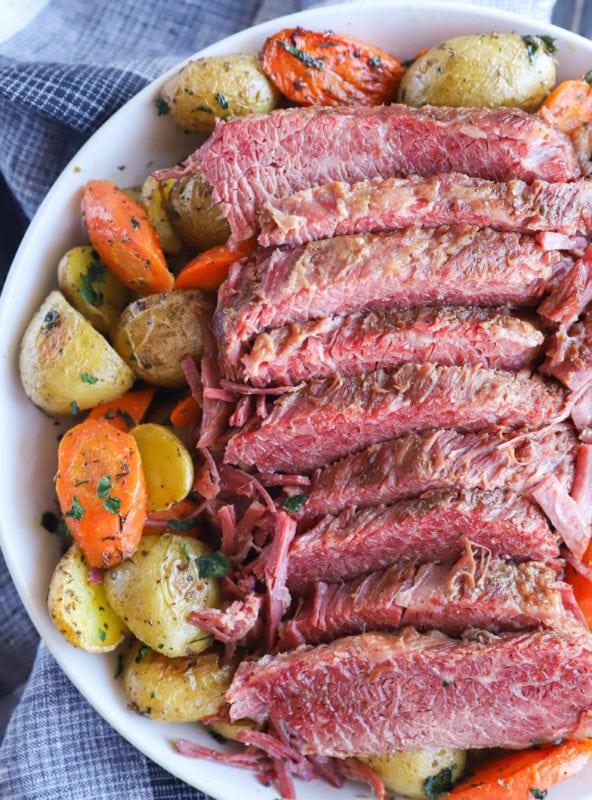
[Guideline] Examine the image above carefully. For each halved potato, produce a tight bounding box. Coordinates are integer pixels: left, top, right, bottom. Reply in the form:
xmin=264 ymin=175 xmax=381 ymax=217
xmin=47 ymin=542 xmax=128 ymax=652
xmin=139 ymin=176 xmax=182 ymax=255
xmin=122 ymin=639 xmax=235 ymax=722
xmin=104 ymin=533 xmax=221 ymax=657
xmin=359 ymin=748 xmax=466 ymax=799
xmin=166 ymin=172 xmax=231 ymax=253
xmin=57 ymin=245 xmax=131 ymax=335
xmin=19 ymin=290 xmax=135 ymax=416
xmin=130 ymin=423 xmax=194 ymax=511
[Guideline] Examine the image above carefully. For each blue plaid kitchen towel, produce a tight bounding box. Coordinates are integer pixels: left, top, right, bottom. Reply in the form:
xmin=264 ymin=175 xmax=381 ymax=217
xmin=0 ymin=0 xmax=565 ymax=797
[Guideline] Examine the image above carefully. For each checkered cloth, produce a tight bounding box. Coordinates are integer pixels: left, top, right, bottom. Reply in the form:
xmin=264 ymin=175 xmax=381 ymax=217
xmin=0 ymin=1 xmax=560 ymax=797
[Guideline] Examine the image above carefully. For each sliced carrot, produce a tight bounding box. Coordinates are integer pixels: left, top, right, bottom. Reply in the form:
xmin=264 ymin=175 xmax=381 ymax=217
xmin=539 ymin=79 xmax=592 ymax=134
xmin=86 ymin=387 xmax=156 ymax=432
xmin=83 ymin=180 xmax=174 ymax=295
xmin=260 ymin=27 xmax=405 ymax=107
xmin=448 ymin=741 xmax=592 ymax=799
xmin=56 ymin=419 xmax=147 ymax=568
xmin=170 ymin=394 xmax=200 ymax=428
xmin=174 ymin=238 xmax=257 ymax=291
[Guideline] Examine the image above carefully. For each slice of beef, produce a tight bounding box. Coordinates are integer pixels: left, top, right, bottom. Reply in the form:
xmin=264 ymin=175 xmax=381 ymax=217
xmin=280 ymin=555 xmax=582 ymax=648
xmin=224 ymin=364 xmax=568 ymax=473
xmin=298 ymin=423 xmax=578 ymax=523
xmin=259 ymin=174 xmax=592 ymax=248
xmin=285 ymin=489 xmax=559 ymax=592
xmin=226 ymin=627 xmax=592 ymax=755
xmin=542 ymin=311 xmax=592 ymax=391
xmin=215 ymin=226 xmax=562 ymax=372
xmin=195 ymin=104 xmax=579 ymax=241
xmin=538 ymin=244 xmax=592 ymax=329
xmin=238 ymin=307 xmax=545 ymax=387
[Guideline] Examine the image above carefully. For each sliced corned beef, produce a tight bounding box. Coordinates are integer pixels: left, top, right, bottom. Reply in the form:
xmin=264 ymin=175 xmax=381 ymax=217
xmin=531 ymin=474 xmax=592 ymax=561
xmin=542 ymin=311 xmax=592 ymax=391
xmin=298 ymin=423 xmax=578 ymax=523
xmin=237 ymin=306 xmax=544 ymax=387
xmin=226 ymin=628 xmax=592 ymax=756
xmin=538 ymin=244 xmax=592 ymax=329
xmin=280 ymin=554 xmax=582 ymax=647
xmin=258 ymin=174 xmax=592 ymax=248
xmin=224 ymin=364 xmax=567 ymax=473
xmin=215 ymin=226 xmax=562 ymax=373
xmin=285 ymin=489 xmax=559 ymax=591
xmin=196 ymin=104 xmax=579 ymax=241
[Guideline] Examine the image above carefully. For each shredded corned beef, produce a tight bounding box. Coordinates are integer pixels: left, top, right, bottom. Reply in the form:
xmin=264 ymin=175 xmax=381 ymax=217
xmin=531 ymin=474 xmax=592 ymax=560
xmin=264 ymin=511 xmax=297 ymax=651
xmin=188 ymin=593 xmax=263 ymax=643
xmin=571 ymin=444 xmax=592 ymax=524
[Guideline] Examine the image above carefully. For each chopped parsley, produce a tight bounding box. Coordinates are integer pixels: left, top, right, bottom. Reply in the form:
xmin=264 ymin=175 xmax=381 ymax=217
xmin=367 ymin=54 xmax=381 ymax=69
xmin=167 ymin=517 xmax=198 ymax=531
xmin=130 ymin=216 xmax=140 ymax=230
xmin=215 ymin=92 xmax=229 ymax=110
xmin=181 ymin=542 xmax=192 ymax=566
xmin=522 ymin=34 xmax=556 ymax=65
xmin=64 ymin=496 xmax=85 ymax=521
xmin=102 ymin=496 xmax=121 ymax=514
xmin=197 ymin=550 xmax=231 ymax=579
xmin=423 ymin=766 xmax=457 ymax=799
xmin=98 ymin=628 xmax=107 ymax=642
xmin=104 ymin=408 xmax=135 ymax=429
xmin=79 ymin=260 xmax=106 ymax=306
xmin=585 ymin=69 xmax=592 ymax=86
xmin=40 ymin=511 xmax=70 ymax=537
xmin=276 ymin=39 xmax=324 ymax=70
xmin=135 ymin=644 xmax=150 ymax=663
xmin=539 ymin=35 xmax=557 ymax=54
xmin=283 ymin=493 xmax=307 ymax=514
xmin=42 ymin=310 xmax=60 ymax=333
xmin=70 ymin=401 xmax=80 ymax=416
xmin=154 ymin=96 xmax=170 ymax=116
xmin=528 ymin=790 xmax=547 ymax=800
xmin=80 ymin=372 xmax=98 ymax=384
xmin=97 ymin=475 xmax=112 ymax=499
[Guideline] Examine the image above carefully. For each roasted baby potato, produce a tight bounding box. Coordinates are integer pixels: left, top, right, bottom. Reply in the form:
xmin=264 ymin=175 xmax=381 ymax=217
xmin=359 ymin=748 xmax=466 ymax=799
xmin=57 ymin=246 xmax=131 ymax=336
xmin=166 ymin=172 xmax=231 ymax=253
xmin=103 ymin=533 xmax=221 ymax=657
xmin=139 ymin=175 xmax=182 ymax=255
xmin=20 ymin=290 xmax=135 ymax=416
xmin=129 ymin=423 xmax=194 ymax=511
xmin=122 ymin=639 xmax=235 ymax=722
xmin=399 ymin=33 xmax=556 ymax=111
xmin=47 ymin=543 xmax=128 ymax=653
xmin=112 ymin=289 xmax=214 ymax=387
xmin=158 ymin=53 xmax=280 ymax=134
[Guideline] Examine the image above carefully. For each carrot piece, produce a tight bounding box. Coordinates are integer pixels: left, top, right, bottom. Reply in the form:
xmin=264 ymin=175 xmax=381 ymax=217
xmin=260 ymin=27 xmax=405 ymax=107
xmin=448 ymin=741 xmax=592 ymax=799
xmin=56 ymin=419 xmax=147 ymax=568
xmin=174 ymin=238 xmax=257 ymax=291
xmin=86 ymin=387 xmax=156 ymax=432
xmin=145 ymin=497 xmax=202 ymax=536
xmin=539 ymin=79 xmax=592 ymax=134
xmin=83 ymin=180 xmax=174 ymax=295
xmin=170 ymin=394 xmax=200 ymax=428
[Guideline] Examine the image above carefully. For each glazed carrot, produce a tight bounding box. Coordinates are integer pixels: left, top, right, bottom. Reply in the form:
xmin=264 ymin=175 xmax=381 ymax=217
xmin=56 ymin=419 xmax=147 ymax=568
xmin=565 ymin=562 xmax=592 ymax=628
xmin=83 ymin=180 xmax=174 ymax=294
xmin=170 ymin=394 xmax=200 ymax=428
xmin=539 ymin=79 xmax=592 ymax=134
xmin=174 ymin=238 xmax=257 ymax=291
xmin=448 ymin=740 xmax=592 ymax=799
xmin=260 ymin=27 xmax=405 ymax=106
xmin=86 ymin=387 xmax=156 ymax=432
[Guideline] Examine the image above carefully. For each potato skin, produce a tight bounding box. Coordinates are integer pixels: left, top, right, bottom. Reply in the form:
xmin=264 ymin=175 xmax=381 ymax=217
xmin=112 ymin=289 xmax=214 ymax=387
xmin=103 ymin=534 xmax=221 ymax=657
xmin=139 ymin=176 xmax=182 ymax=255
xmin=19 ymin=290 xmax=135 ymax=416
xmin=398 ymin=33 xmax=556 ymax=111
xmin=359 ymin=748 xmax=466 ymax=799
xmin=122 ymin=639 xmax=235 ymax=722
xmin=47 ymin=543 xmax=128 ymax=653
xmin=166 ymin=172 xmax=230 ymax=253
xmin=159 ymin=54 xmax=280 ymax=134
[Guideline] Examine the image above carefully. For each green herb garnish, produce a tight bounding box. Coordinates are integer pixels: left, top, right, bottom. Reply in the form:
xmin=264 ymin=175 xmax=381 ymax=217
xmin=98 ymin=628 xmax=107 ymax=642
xmin=167 ymin=518 xmax=198 ymax=531
xmin=97 ymin=476 xmax=112 ymax=499
xmin=79 ymin=260 xmax=106 ymax=306
xmin=42 ymin=310 xmax=60 ymax=333
xmin=283 ymin=493 xmax=307 ymax=514
xmin=64 ymin=496 xmax=85 ymax=521
xmin=528 ymin=790 xmax=547 ymax=800
xmin=276 ymin=39 xmax=324 ymax=70
xmin=423 ymin=766 xmax=457 ymax=799
xmin=80 ymin=372 xmax=98 ymax=384
xmin=102 ymin=496 xmax=121 ymax=514
xmin=215 ymin=92 xmax=229 ymax=110
xmin=135 ymin=645 xmax=150 ymax=663
xmin=367 ymin=55 xmax=381 ymax=68
xmin=197 ymin=550 xmax=231 ymax=579
xmin=154 ymin=96 xmax=170 ymax=116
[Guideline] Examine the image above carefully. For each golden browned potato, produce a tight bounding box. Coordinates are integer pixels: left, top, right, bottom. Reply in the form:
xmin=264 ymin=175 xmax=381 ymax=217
xmin=122 ymin=639 xmax=235 ymax=722
xmin=166 ymin=172 xmax=230 ymax=253
xmin=398 ymin=33 xmax=556 ymax=111
xmin=158 ymin=53 xmax=280 ymax=134
xmin=129 ymin=423 xmax=194 ymax=511
xmin=206 ymin=717 xmax=257 ymax=742
xmin=359 ymin=748 xmax=466 ymax=799
xmin=47 ymin=543 xmax=128 ymax=652
xmin=139 ymin=175 xmax=183 ymax=255
xmin=57 ymin=246 xmax=131 ymax=336
xmin=103 ymin=533 xmax=221 ymax=657
xmin=112 ymin=289 xmax=214 ymax=387
xmin=19 ymin=290 xmax=135 ymax=416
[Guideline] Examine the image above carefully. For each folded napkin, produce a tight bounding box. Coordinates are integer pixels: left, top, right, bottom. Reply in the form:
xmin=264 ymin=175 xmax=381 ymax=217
xmin=0 ymin=1 xmax=563 ymax=798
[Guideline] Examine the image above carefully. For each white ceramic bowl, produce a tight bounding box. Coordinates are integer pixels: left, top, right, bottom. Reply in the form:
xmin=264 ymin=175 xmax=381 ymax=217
xmin=2 ymin=2 xmax=592 ymax=798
